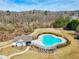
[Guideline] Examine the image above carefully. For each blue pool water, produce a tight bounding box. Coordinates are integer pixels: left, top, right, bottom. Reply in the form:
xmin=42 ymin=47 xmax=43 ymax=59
xmin=41 ymin=34 xmax=61 ymax=46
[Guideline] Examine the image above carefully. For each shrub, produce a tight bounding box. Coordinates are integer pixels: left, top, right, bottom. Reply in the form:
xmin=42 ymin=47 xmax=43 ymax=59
xmin=53 ymin=16 xmax=70 ymax=28
xmin=75 ymin=35 xmax=79 ymax=39
xmin=76 ymin=25 xmax=79 ymax=39
xmin=76 ymin=25 xmax=79 ymax=32
xmin=66 ymin=19 xmax=79 ymax=30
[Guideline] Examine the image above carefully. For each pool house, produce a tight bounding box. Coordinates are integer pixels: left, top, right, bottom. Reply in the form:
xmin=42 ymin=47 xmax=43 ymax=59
xmin=12 ymin=34 xmax=32 ymax=47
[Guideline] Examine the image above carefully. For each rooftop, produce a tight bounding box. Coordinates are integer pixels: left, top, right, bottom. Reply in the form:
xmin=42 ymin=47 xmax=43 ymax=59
xmin=13 ymin=34 xmax=32 ymax=42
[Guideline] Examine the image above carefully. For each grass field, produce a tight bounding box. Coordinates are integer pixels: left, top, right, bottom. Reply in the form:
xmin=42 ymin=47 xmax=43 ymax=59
xmin=1 ymin=28 xmax=79 ymax=59
xmin=0 ymin=46 xmax=27 ymax=56
xmin=11 ymin=28 xmax=79 ymax=59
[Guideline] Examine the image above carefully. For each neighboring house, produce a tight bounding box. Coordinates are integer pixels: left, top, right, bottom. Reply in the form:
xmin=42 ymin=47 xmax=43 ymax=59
xmin=12 ymin=34 xmax=32 ymax=47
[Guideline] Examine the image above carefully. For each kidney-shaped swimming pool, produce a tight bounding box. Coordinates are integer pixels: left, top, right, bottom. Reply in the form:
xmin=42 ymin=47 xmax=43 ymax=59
xmin=41 ymin=34 xmax=62 ymax=46
xmin=31 ymin=34 xmax=67 ymax=49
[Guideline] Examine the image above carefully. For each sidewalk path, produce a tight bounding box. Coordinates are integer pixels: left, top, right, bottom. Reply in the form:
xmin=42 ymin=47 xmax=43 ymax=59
xmin=0 ymin=44 xmax=12 ymax=50
xmin=0 ymin=55 xmax=9 ymax=59
xmin=0 ymin=40 xmax=13 ymax=47
xmin=8 ymin=46 xmax=30 ymax=59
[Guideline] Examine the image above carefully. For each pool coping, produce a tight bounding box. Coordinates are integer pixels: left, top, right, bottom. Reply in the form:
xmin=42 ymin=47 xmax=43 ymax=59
xmin=31 ymin=34 xmax=67 ymax=49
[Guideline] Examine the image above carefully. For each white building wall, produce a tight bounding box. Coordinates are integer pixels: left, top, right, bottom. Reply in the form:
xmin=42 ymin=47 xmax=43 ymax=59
xmin=12 ymin=42 xmax=26 ymax=47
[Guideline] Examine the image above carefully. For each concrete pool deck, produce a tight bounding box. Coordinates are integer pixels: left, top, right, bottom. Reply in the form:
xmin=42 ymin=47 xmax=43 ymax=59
xmin=31 ymin=34 xmax=67 ymax=49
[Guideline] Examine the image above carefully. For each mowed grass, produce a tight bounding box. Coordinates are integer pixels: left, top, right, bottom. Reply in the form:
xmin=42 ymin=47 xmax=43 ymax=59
xmin=0 ymin=46 xmax=27 ymax=56
xmin=11 ymin=44 xmax=79 ymax=59
xmin=11 ymin=29 xmax=79 ymax=59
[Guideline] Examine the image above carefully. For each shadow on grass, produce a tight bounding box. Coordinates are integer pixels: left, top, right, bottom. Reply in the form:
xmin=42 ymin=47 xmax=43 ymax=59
xmin=74 ymin=35 xmax=79 ymax=40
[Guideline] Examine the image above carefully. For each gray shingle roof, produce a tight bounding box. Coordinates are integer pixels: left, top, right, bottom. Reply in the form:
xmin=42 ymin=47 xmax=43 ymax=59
xmin=13 ymin=34 xmax=32 ymax=42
